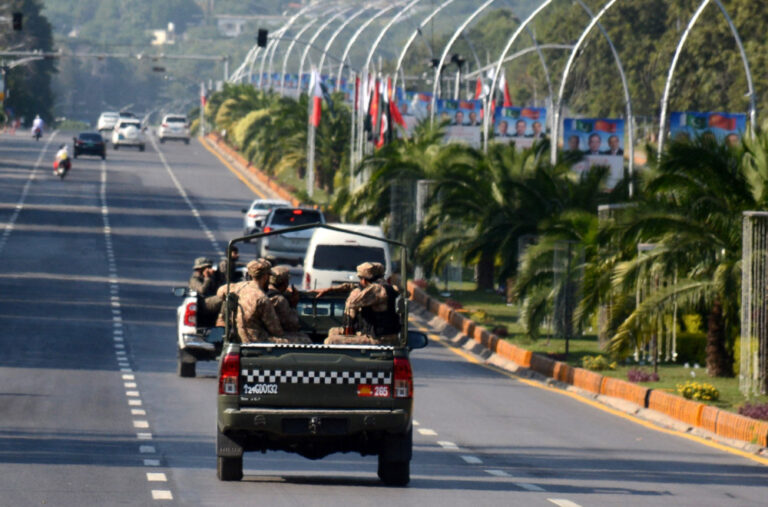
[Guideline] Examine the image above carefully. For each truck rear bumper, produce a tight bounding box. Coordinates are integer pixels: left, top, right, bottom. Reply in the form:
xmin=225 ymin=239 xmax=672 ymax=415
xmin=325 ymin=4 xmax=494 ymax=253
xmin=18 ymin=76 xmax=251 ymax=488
xmin=218 ymin=407 xmax=410 ymax=458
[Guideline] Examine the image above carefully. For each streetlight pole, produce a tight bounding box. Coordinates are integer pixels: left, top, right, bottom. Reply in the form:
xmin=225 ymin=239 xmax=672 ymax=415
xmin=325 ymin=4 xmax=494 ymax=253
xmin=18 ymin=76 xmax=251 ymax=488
xmin=279 ymin=17 xmax=321 ymax=94
xmin=298 ymin=8 xmax=350 ymax=98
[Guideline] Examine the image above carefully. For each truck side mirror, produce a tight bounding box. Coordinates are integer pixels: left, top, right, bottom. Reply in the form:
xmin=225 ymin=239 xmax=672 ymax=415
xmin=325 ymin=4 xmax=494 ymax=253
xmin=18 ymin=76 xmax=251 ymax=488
xmin=407 ymin=330 xmax=428 ymax=350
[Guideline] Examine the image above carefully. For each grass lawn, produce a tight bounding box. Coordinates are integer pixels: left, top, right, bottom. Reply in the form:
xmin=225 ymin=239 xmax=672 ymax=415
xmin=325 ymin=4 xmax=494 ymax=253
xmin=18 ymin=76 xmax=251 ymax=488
xmin=426 ymin=284 xmax=768 ymax=413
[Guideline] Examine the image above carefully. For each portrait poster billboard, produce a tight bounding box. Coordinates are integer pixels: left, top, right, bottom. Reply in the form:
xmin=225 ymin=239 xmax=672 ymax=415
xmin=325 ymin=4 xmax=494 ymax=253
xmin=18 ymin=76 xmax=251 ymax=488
xmin=395 ymin=91 xmax=432 ymax=137
xmin=493 ymin=107 xmax=546 ymax=150
xmin=563 ymin=118 xmax=625 ymax=188
xmin=669 ymin=111 xmax=746 ymax=146
xmin=436 ymin=99 xmax=482 ymax=147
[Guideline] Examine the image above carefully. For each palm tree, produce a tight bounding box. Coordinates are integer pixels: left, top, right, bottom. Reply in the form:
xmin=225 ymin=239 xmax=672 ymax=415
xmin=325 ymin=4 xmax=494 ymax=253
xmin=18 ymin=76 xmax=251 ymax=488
xmin=607 ymin=134 xmax=763 ymax=376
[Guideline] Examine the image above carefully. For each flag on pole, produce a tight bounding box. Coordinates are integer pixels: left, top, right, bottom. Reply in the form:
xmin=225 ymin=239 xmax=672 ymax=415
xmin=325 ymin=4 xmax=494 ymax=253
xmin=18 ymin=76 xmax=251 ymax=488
xmin=309 ymin=69 xmax=322 ymax=127
xmin=474 ymin=78 xmax=484 ymax=100
xmin=389 ymin=79 xmax=406 ymax=130
xmin=369 ymin=76 xmax=381 ymax=142
xmin=200 ymin=82 xmax=207 ymax=107
xmin=498 ymin=70 xmax=513 ymax=107
xmin=376 ymin=78 xmax=389 ymax=149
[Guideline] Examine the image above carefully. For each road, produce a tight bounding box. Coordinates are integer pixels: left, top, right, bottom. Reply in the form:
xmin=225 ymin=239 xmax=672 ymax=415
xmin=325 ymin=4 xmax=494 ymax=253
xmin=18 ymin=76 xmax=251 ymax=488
xmin=0 ymin=132 xmax=766 ymax=506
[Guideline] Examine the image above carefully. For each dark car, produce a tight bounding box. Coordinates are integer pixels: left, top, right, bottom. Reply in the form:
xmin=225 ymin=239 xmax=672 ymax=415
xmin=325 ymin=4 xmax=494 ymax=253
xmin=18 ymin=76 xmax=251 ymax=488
xmin=73 ymin=132 xmax=106 ymax=159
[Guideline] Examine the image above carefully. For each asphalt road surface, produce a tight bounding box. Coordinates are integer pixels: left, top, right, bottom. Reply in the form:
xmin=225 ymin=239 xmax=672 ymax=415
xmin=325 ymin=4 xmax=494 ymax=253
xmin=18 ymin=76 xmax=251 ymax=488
xmin=0 ymin=131 xmax=766 ymax=506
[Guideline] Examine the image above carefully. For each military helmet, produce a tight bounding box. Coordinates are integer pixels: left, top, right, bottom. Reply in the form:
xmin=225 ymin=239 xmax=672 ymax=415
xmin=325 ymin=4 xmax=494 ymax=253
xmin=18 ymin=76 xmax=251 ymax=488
xmin=193 ymin=256 xmax=213 ymax=270
xmin=357 ymin=261 xmax=385 ymax=280
xmin=270 ymin=265 xmax=291 ymax=286
xmin=247 ymin=258 xmax=272 ymax=279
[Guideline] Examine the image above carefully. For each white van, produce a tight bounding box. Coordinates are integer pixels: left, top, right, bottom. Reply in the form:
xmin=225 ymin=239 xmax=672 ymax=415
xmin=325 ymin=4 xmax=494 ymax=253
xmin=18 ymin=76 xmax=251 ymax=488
xmin=303 ymin=224 xmax=391 ymax=290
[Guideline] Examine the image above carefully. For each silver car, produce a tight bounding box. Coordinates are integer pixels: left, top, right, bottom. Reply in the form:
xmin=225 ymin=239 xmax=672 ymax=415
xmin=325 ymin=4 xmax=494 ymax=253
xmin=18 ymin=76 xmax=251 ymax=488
xmin=259 ymin=207 xmax=325 ymax=264
xmin=111 ymin=119 xmax=146 ymax=151
xmin=241 ymin=198 xmax=291 ymax=236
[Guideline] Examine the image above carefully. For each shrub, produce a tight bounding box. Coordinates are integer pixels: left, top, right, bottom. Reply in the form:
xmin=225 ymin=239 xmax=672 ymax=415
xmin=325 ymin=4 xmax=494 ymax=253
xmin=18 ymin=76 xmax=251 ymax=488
xmin=675 ymin=332 xmax=706 ymax=365
xmin=444 ymin=299 xmax=463 ymax=310
xmin=739 ymin=403 xmax=768 ymax=421
xmin=627 ymin=369 xmax=659 ymax=382
xmin=677 ymin=381 xmax=719 ymax=401
xmin=581 ymin=355 xmax=616 ymax=371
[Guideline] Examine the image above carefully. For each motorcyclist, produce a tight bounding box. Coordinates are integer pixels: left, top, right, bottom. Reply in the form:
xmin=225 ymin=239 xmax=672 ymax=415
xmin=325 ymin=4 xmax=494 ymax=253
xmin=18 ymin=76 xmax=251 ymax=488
xmin=54 ymin=144 xmax=71 ymax=174
xmin=31 ymin=115 xmax=44 ymax=137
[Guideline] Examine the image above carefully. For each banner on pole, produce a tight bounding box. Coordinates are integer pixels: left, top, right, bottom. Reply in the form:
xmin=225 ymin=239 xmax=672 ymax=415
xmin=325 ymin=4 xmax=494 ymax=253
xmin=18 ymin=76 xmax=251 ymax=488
xmin=493 ymin=106 xmax=546 ymax=150
xmin=669 ymin=111 xmax=746 ymax=146
xmin=563 ymin=117 xmax=625 ymax=188
xmin=436 ymin=98 xmax=483 ymax=147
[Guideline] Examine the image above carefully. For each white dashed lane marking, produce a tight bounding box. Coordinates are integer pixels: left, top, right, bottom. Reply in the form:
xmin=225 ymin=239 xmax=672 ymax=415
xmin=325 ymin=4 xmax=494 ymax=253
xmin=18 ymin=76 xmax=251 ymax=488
xmin=485 ymin=469 xmax=510 ymax=477
xmin=548 ymin=500 xmax=581 ymax=507
xmin=151 ymin=490 xmax=173 ymax=500
xmin=460 ymin=455 xmax=483 ymax=464
xmin=147 ymin=473 xmax=167 ymax=482
xmin=417 ymin=428 xmax=437 ymax=436
xmin=437 ymin=441 xmax=459 ymax=450
xmin=137 ymin=432 xmax=153 ymax=440
xmin=517 ymin=483 xmax=546 ymax=492
xmin=144 ymin=459 xmax=161 ymax=467
xmin=140 ymin=445 xmax=156 ymax=454
xmin=133 ymin=420 xmax=150 ymax=429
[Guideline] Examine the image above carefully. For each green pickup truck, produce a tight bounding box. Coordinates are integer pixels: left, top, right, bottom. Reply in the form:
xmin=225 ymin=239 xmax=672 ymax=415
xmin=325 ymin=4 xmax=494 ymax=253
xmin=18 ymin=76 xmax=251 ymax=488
xmin=216 ymin=224 xmax=427 ymax=486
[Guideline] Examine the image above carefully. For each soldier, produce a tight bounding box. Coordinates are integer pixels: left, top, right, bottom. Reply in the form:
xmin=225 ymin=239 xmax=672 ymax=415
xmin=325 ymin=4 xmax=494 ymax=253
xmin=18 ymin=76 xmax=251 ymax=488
xmin=189 ymin=257 xmax=222 ymax=327
xmin=215 ymin=246 xmax=242 ymax=288
xmin=315 ymin=262 xmax=401 ymax=345
xmin=268 ymin=266 xmax=311 ymax=344
xmin=216 ymin=259 xmax=285 ymax=343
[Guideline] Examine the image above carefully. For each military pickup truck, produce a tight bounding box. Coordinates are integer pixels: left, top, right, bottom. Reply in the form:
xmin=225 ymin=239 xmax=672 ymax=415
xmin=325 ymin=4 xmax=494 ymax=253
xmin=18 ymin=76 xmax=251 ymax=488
xmin=216 ymin=224 xmax=427 ymax=486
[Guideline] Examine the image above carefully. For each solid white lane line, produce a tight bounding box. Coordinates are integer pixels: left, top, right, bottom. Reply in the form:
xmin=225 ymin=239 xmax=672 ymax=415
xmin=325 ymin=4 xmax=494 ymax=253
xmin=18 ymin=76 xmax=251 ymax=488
xmin=151 ymin=490 xmax=173 ymax=500
xmin=437 ymin=441 xmax=459 ymax=450
xmin=460 ymin=455 xmax=483 ymax=464
xmin=548 ymin=500 xmax=581 ymax=507
xmin=147 ymin=472 xmax=166 ymax=481
xmin=485 ymin=469 xmax=510 ymax=477
xmin=418 ymin=428 xmax=437 ymax=436
xmin=140 ymin=445 xmax=156 ymax=454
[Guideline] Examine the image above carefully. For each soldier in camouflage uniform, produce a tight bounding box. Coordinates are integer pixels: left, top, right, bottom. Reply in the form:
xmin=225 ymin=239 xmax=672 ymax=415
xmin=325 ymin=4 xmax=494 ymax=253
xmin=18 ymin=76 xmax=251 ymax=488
xmin=189 ymin=257 xmax=222 ymax=327
xmin=268 ymin=266 xmax=311 ymax=344
xmin=216 ymin=259 xmax=285 ymax=343
xmin=315 ymin=262 xmax=401 ymax=345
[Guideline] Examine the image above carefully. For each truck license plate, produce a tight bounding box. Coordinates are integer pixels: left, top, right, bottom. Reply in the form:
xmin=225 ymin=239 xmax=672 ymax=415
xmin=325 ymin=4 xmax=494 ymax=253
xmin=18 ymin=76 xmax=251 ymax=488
xmin=357 ymin=384 xmax=389 ymax=397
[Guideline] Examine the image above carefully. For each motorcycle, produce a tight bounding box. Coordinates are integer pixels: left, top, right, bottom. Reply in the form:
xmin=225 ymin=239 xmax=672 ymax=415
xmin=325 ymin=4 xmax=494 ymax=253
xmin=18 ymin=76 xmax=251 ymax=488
xmin=32 ymin=127 xmax=42 ymax=141
xmin=53 ymin=157 xmax=71 ymax=179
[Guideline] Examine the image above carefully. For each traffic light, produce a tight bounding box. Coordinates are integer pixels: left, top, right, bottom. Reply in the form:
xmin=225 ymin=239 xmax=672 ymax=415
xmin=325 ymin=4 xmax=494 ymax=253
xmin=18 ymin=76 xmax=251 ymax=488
xmin=12 ymin=12 xmax=22 ymax=31
xmin=257 ymin=29 xmax=268 ymax=48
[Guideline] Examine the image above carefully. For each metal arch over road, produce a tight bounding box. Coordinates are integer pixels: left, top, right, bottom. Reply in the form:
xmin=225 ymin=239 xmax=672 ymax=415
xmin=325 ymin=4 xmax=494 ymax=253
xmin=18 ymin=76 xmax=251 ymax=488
xmin=658 ymin=0 xmax=756 ymax=156
xmin=393 ymin=0 xmax=457 ymax=95
xmin=549 ymin=0 xmax=636 ymax=194
xmin=297 ymin=8 xmax=351 ymax=97
xmin=363 ymin=0 xmax=423 ymax=74
xmin=336 ymin=4 xmax=402 ymax=89
xmin=430 ymin=0 xmax=496 ymax=120
xmin=317 ymin=5 xmax=370 ymax=78
xmin=277 ymin=17 xmax=322 ymax=93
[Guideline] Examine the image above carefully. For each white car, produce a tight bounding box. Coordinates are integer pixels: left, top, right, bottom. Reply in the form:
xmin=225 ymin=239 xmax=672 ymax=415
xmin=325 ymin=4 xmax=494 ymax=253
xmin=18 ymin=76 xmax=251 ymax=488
xmin=112 ymin=119 xmax=146 ymax=151
xmin=158 ymin=114 xmax=190 ymax=144
xmin=302 ymin=224 xmax=390 ymax=290
xmin=96 ymin=112 xmax=119 ymax=134
xmin=241 ymin=198 xmax=291 ymax=237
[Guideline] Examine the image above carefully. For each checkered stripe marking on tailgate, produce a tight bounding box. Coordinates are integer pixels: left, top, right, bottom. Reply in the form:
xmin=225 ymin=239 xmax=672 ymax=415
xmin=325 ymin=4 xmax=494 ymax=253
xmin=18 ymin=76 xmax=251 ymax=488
xmin=242 ymin=369 xmax=392 ymax=385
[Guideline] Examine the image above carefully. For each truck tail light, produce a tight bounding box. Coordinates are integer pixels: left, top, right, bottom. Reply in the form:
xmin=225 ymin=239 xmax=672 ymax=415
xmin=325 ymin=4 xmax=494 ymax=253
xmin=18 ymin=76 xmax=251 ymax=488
xmin=218 ymin=352 xmax=240 ymax=395
xmin=393 ymin=358 xmax=413 ymax=398
xmin=263 ymin=226 xmax=272 ymax=233
xmin=305 ymin=272 xmax=311 ymax=290
xmin=183 ymin=302 xmax=197 ymax=327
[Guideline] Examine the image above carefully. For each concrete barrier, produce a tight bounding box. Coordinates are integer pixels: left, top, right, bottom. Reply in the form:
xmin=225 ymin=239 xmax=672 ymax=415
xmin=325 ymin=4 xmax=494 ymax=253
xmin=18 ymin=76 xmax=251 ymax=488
xmin=600 ymin=377 xmax=649 ymax=407
xmin=715 ymin=411 xmax=768 ymax=447
xmin=648 ymin=390 xmax=704 ymax=427
xmin=571 ymin=368 xmax=604 ymax=394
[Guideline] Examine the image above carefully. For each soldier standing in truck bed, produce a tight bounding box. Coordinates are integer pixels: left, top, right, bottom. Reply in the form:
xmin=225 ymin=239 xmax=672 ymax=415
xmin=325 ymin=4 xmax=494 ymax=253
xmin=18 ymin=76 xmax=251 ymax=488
xmin=314 ymin=262 xmax=401 ymax=345
xmin=217 ymin=259 xmax=285 ymax=343
xmin=268 ymin=266 xmax=311 ymax=344
xmin=189 ymin=257 xmax=223 ymax=326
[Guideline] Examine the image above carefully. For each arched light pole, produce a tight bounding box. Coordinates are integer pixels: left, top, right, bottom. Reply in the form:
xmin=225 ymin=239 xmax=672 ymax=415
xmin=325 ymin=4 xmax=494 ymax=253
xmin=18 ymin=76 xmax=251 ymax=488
xmin=658 ymin=0 xmax=756 ymax=157
xmin=278 ymin=17 xmax=321 ymax=93
xmin=297 ymin=8 xmax=350 ymax=97
xmin=336 ymin=4 xmax=401 ymax=90
xmin=318 ymin=5 xmax=370 ymax=78
xmin=430 ymin=0 xmax=497 ymax=120
xmin=550 ymin=0 xmax=635 ymax=195
xmin=364 ymin=0 xmax=422 ymax=73
xmin=393 ymin=0 xmax=457 ymax=94
xmin=465 ymin=44 xmax=573 ymax=78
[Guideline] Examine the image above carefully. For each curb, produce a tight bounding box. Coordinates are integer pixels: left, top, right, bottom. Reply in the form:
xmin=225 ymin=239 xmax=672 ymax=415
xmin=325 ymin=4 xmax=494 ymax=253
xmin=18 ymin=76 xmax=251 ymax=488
xmin=407 ymin=281 xmax=768 ymax=452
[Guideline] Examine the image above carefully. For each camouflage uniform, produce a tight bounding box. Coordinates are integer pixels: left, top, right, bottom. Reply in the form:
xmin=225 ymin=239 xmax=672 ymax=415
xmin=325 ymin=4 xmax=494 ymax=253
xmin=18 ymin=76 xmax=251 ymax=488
xmin=189 ymin=257 xmax=221 ymax=326
xmin=324 ymin=262 xmax=400 ymax=345
xmin=216 ymin=259 xmax=285 ymax=343
xmin=268 ymin=266 xmax=311 ymax=344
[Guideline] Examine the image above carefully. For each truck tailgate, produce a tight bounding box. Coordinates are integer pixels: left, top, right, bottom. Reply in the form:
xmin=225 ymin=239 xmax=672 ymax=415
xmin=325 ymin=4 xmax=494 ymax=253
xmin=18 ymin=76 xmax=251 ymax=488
xmin=238 ymin=344 xmax=395 ymax=409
